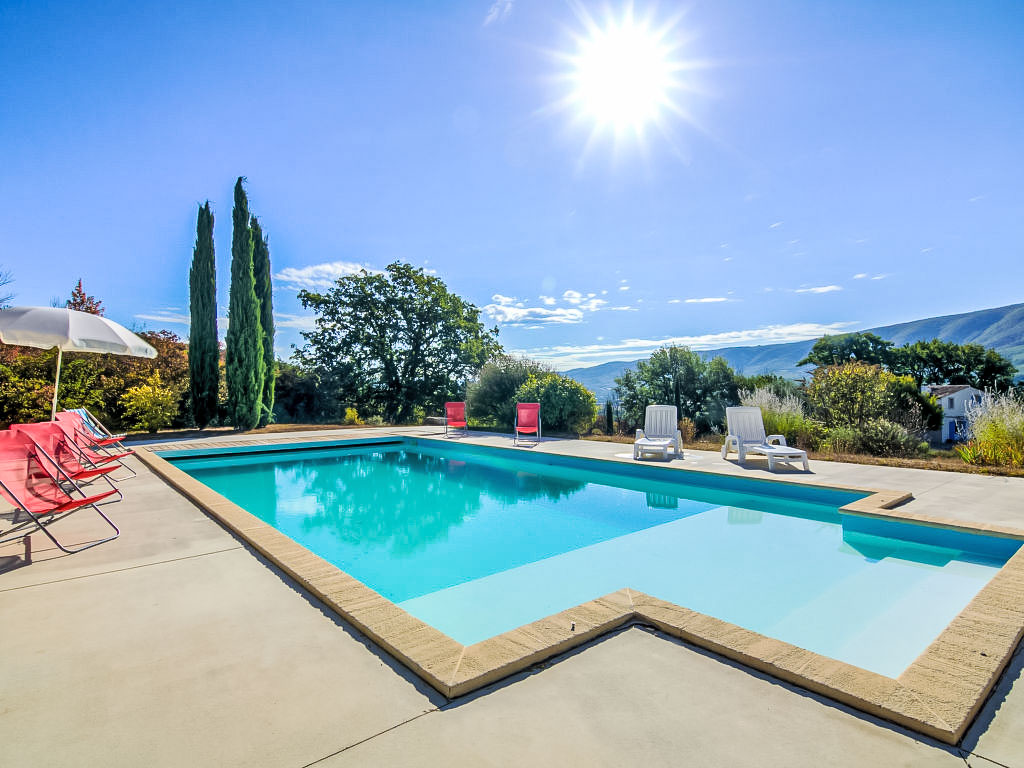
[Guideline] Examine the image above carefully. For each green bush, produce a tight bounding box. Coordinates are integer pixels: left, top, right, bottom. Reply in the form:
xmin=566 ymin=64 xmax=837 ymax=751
xmin=467 ymin=355 xmax=549 ymax=428
xmin=955 ymin=391 xmax=1024 ymax=468
xmin=761 ymin=410 xmax=824 ymax=451
xmin=856 ymin=418 xmax=925 ymax=458
xmin=514 ymin=373 xmax=597 ymax=434
xmin=119 ymin=373 xmax=178 ymax=433
xmin=822 ymin=426 xmax=861 ymax=455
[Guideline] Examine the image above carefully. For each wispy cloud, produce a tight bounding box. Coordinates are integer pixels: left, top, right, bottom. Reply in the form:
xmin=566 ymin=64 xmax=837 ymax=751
xmin=275 ymin=313 xmax=316 ymax=330
xmin=685 ymin=297 xmax=729 ymax=304
xmin=515 ymin=321 xmax=858 ymax=370
xmin=853 ymin=273 xmax=888 ymax=281
xmin=853 ymin=273 xmax=868 ymax=279
xmin=769 ymin=221 xmax=783 ymax=229
xmin=274 ymin=261 xmax=377 ymax=290
xmin=795 ymin=285 xmax=842 ymax=294
xmin=483 ymin=287 xmax=634 ymax=326
xmin=135 ymin=311 xmax=189 ymax=325
xmin=562 ymin=289 xmax=607 ymax=312
xmin=483 ymin=0 xmax=513 ymax=26
xmin=668 ymin=299 xmax=682 ymax=304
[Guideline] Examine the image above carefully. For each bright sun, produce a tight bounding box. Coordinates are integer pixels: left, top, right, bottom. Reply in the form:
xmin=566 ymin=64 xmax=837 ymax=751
xmin=569 ymin=11 xmax=679 ymax=134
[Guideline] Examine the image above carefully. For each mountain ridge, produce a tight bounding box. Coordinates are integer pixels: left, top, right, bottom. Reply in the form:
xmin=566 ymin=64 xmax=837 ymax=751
xmin=564 ymin=302 xmax=1024 ymax=401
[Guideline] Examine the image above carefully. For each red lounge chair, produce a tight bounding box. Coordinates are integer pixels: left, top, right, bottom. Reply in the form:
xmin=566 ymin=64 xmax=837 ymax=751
xmin=56 ymin=410 xmax=124 ymax=449
xmin=0 ymin=430 xmax=120 ymax=554
xmin=514 ymin=402 xmax=541 ymax=446
xmin=12 ymin=422 xmax=122 ymax=501
xmin=445 ymin=401 xmax=468 ymax=437
xmin=51 ymin=413 xmax=136 ymax=479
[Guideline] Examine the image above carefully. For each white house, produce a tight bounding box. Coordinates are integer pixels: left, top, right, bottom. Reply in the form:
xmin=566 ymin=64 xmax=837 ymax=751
xmin=924 ymin=384 xmax=984 ymax=442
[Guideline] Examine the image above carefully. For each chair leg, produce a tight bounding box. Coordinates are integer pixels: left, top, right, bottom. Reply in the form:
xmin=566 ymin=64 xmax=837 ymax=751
xmin=23 ymin=503 xmax=120 ymax=555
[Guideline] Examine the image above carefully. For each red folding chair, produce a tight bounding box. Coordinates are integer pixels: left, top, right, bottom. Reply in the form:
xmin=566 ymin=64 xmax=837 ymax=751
xmin=444 ymin=401 xmax=468 ymax=437
xmin=52 ymin=412 xmax=136 ymax=479
xmin=0 ymin=430 xmax=120 ymax=554
xmin=12 ymin=422 xmax=122 ymax=502
xmin=514 ymin=402 xmax=541 ymax=446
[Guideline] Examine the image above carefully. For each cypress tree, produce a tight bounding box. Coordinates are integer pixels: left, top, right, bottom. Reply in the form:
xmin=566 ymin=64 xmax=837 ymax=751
xmin=605 ymin=399 xmax=614 ymax=434
xmin=188 ymin=202 xmax=219 ymax=428
xmin=251 ymin=216 xmax=275 ymax=427
xmin=225 ymin=177 xmax=264 ymax=430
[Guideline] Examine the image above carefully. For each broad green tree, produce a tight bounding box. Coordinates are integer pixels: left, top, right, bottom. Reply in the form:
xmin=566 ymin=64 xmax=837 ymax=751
xmin=800 ymin=332 xmax=1017 ymax=392
xmin=613 ymin=346 xmax=739 ymax=432
xmin=188 ymin=201 xmax=219 ymax=428
xmin=251 ymin=216 xmax=275 ymax=426
xmin=798 ymin=332 xmax=894 ymax=368
xmin=225 ymin=177 xmax=264 ymax=430
xmin=296 ymin=262 xmax=500 ymax=423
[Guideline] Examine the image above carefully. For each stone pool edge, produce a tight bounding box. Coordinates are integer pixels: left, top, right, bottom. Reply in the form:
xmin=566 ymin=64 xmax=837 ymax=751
xmin=135 ymin=439 xmax=1024 ymax=746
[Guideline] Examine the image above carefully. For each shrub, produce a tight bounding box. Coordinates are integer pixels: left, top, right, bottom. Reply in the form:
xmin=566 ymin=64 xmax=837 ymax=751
xmin=514 ymin=373 xmax=597 ymax=434
xmin=856 ymin=418 xmax=925 ymax=458
xmin=343 ymin=407 xmax=362 ymax=426
xmin=678 ymin=417 xmax=696 ymax=444
xmin=120 ymin=373 xmax=178 ymax=433
xmin=822 ymin=426 xmax=861 ymax=455
xmin=468 ymin=355 xmax=550 ymax=428
xmin=955 ymin=391 xmax=1024 ymax=467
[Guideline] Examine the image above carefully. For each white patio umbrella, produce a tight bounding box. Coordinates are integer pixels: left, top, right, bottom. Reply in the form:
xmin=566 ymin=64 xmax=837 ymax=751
xmin=0 ymin=306 xmax=158 ymax=419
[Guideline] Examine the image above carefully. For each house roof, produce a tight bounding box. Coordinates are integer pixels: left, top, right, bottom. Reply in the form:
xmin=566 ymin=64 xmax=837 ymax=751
xmin=928 ymin=384 xmax=974 ymax=397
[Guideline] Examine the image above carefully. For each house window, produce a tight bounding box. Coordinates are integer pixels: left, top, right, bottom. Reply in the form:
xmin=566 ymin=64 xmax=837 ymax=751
xmin=948 ymin=397 xmax=955 ymax=409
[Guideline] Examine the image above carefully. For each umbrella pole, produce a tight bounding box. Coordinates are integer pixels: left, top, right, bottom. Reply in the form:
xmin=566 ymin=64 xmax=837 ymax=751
xmin=50 ymin=347 xmax=63 ymax=420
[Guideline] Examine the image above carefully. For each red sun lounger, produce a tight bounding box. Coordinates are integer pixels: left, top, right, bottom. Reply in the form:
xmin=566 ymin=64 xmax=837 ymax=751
xmin=12 ymin=422 xmax=122 ymax=501
xmin=0 ymin=430 xmax=120 ymax=554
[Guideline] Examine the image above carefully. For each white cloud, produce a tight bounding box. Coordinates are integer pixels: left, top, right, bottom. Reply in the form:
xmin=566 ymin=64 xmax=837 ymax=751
xmin=853 ymin=273 xmax=888 ymax=281
xmin=514 ymin=321 xmax=858 ymax=370
xmin=483 ymin=0 xmax=513 ymax=26
xmin=562 ymin=289 xmax=607 ymax=312
xmin=540 ymin=295 xmax=557 ymax=306
xmin=275 ymin=313 xmax=316 ymax=330
xmin=668 ymin=299 xmax=682 ymax=304
xmin=618 ymin=285 xmax=630 ymax=291
xmin=135 ymin=311 xmax=189 ymax=325
xmin=769 ymin=221 xmax=783 ymax=229
xmin=795 ymin=285 xmax=842 ymax=294
xmin=490 ymin=293 xmax=518 ymax=306
xmin=871 ymin=274 xmax=888 ymax=280
xmin=274 ymin=261 xmax=377 ymax=290
xmin=853 ymin=273 xmax=868 ymax=279
xmin=483 ymin=303 xmax=583 ymax=325
xmin=685 ymin=297 xmax=729 ymax=304
xmin=920 ymin=247 xmax=933 ymax=254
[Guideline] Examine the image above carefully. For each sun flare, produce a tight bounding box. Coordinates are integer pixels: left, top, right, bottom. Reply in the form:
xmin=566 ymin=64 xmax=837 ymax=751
xmin=570 ymin=16 xmax=675 ymax=131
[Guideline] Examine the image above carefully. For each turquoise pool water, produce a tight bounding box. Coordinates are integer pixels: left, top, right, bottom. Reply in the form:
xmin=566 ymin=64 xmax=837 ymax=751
xmin=167 ymin=439 xmax=1020 ymax=677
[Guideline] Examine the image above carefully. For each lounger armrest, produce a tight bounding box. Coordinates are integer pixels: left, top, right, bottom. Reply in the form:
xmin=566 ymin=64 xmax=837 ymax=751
xmin=635 ymin=429 xmax=646 ymax=440
xmin=766 ymin=434 xmax=787 ymax=446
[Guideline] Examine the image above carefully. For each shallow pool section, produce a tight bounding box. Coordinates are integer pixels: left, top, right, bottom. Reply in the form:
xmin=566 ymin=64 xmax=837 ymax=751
xmin=168 ymin=440 xmax=1019 ymax=678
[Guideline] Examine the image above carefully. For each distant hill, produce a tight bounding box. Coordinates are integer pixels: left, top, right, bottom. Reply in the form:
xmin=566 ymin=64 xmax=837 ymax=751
xmin=565 ymin=302 xmax=1024 ymax=402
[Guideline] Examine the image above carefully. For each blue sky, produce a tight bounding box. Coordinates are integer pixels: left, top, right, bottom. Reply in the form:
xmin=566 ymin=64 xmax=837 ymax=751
xmin=1 ymin=0 xmax=1021 ymax=369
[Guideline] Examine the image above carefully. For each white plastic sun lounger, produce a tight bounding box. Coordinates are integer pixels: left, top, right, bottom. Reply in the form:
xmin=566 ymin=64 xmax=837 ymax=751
xmin=721 ymin=406 xmax=809 ymax=471
xmin=633 ymin=405 xmax=682 ymax=461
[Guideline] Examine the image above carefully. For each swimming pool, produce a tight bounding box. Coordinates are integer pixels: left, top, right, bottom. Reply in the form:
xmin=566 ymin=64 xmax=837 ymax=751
xmin=166 ymin=438 xmax=1019 ymax=679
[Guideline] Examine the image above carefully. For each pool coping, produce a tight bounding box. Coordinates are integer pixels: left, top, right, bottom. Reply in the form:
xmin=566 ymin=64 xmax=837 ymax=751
xmin=136 ymin=433 xmax=1024 ymax=746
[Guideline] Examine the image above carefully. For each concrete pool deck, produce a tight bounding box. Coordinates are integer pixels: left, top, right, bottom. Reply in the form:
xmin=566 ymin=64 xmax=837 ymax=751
xmin=1 ymin=426 xmax=1023 ymax=766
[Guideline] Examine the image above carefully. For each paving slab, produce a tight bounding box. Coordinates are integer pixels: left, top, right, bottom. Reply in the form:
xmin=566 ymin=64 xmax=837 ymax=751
xmin=0 ymin=547 xmax=441 ymax=767
xmin=962 ymin=643 xmax=1024 ymax=768
xmin=318 ymin=628 xmax=965 ymax=768
xmin=0 ymin=457 xmax=238 ymax=590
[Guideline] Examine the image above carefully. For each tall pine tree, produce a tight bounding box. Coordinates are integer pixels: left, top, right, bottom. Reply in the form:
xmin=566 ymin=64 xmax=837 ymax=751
xmin=251 ymin=216 xmax=275 ymax=426
xmin=225 ymin=177 xmax=264 ymax=430
xmin=188 ymin=202 xmax=219 ymax=429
